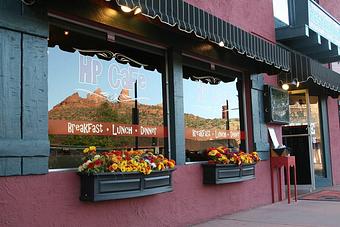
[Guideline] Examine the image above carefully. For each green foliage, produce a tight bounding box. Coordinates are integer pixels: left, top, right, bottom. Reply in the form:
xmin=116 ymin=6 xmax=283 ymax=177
xmin=96 ymin=102 xmax=120 ymax=122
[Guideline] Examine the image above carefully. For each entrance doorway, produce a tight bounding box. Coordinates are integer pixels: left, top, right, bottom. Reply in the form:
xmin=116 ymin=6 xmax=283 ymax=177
xmin=282 ymin=90 xmax=332 ymax=190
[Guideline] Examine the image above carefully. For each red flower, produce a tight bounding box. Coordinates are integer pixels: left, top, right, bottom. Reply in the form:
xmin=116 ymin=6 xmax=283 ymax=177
xmin=88 ymin=162 xmax=95 ymax=169
xmin=94 ymin=159 xmax=102 ymax=166
xmin=112 ymin=151 xmax=122 ymax=156
xmin=125 ymin=153 xmax=131 ymax=161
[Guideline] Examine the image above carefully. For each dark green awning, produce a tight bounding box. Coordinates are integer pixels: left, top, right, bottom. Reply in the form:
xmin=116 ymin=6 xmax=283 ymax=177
xmin=115 ymin=0 xmax=290 ymax=72
xmin=279 ymin=52 xmax=340 ymax=96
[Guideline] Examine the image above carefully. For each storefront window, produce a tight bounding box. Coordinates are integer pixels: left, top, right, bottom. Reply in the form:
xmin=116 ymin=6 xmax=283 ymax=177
xmin=273 ymin=0 xmax=290 ymax=27
xmin=48 ymin=47 xmax=167 ymax=169
xmin=183 ymin=76 xmax=243 ymax=162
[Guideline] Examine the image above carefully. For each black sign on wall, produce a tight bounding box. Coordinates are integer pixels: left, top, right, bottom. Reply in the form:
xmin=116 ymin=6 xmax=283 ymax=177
xmin=263 ymin=85 xmax=289 ymax=125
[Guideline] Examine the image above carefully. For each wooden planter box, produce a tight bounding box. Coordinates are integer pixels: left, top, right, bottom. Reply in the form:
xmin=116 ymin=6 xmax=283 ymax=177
xmin=202 ymin=164 xmax=256 ymax=184
xmin=79 ymin=169 xmax=175 ymax=201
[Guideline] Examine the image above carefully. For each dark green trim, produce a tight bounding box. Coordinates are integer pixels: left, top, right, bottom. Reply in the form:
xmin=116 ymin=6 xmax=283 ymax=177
xmin=0 ymin=1 xmax=48 ymax=38
xmin=0 ymin=1 xmax=49 ymax=176
xmin=251 ymin=74 xmax=270 ymax=160
xmin=167 ymin=49 xmax=185 ymax=165
xmin=315 ymin=96 xmax=333 ymax=187
xmin=0 ymin=157 xmax=21 ymax=176
xmin=0 ymin=140 xmax=50 ymax=157
xmin=22 ymin=157 xmax=48 ymax=175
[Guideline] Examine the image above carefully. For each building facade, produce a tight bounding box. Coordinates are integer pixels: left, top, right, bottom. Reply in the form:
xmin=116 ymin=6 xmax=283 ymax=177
xmin=0 ymin=0 xmax=339 ymax=226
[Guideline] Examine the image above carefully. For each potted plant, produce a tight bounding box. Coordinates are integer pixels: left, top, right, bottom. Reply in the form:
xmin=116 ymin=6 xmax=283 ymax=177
xmin=202 ymin=147 xmax=260 ymax=184
xmin=78 ymin=146 xmax=176 ymax=201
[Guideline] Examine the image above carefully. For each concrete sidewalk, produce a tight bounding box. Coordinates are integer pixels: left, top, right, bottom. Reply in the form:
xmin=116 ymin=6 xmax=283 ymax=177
xmin=193 ymin=197 xmax=340 ymax=227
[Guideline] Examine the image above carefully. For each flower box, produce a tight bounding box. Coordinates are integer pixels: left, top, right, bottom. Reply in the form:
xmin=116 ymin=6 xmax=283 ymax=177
xmin=79 ymin=169 xmax=175 ymax=201
xmin=202 ymin=163 xmax=255 ymax=184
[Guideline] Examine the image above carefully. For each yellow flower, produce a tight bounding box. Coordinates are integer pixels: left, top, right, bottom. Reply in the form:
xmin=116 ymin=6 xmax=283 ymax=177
xmin=89 ymin=146 xmax=96 ymax=152
xmin=146 ymin=167 xmax=152 ymax=175
xmin=110 ymin=163 xmax=118 ymax=171
xmin=83 ymin=148 xmax=89 ymax=154
xmin=208 ymin=150 xmax=218 ymax=156
xmin=158 ymin=163 xmax=165 ymax=171
xmin=168 ymin=160 xmax=175 ymax=168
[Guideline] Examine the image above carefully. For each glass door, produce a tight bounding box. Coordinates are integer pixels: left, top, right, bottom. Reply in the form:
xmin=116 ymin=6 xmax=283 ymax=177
xmin=282 ymin=90 xmax=315 ymax=190
xmin=311 ymin=96 xmax=332 ymax=187
xmin=309 ymin=96 xmax=326 ymax=178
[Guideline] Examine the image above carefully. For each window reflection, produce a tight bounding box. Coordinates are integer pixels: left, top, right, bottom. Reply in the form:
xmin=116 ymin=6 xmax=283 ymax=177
xmin=273 ymin=0 xmax=290 ymax=27
xmin=183 ymin=77 xmax=242 ymax=162
xmin=48 ymin=47 xmax=166 ymax=169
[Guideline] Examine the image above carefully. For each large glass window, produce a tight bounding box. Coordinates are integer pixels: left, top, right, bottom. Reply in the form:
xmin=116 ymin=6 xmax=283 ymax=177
xmin=48 ymin=27 xmax=167 ymax=169
xmin=273 ymin=0 xmax=290 ymax=27
xmin=183 ymin=75 xmax=243 ymax=162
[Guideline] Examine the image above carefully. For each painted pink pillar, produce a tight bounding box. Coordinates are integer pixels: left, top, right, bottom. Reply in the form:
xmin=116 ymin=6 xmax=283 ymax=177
xmin=319 ymin=0 xmax=340 ymax=21
xmin=327 ymin=97 xmax=340 ymax=184
xmin=0 ymin=162 xmax=271 ymax=227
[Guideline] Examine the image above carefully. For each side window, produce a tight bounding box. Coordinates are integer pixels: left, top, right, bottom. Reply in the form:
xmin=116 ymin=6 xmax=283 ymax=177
xmin=273 ymin=0 xmax=290 ymax=27
xmin=182 ymin=72 xmax=244 ymax=162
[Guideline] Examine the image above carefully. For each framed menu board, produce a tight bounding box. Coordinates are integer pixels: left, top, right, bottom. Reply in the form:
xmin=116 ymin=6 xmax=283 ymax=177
xmin=263 ymin=85 xmax=289 ymax=125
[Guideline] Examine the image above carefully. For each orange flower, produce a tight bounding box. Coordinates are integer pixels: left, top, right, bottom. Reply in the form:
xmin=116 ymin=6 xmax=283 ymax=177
xmin=157 ymin=162 xmax=165 ymax=171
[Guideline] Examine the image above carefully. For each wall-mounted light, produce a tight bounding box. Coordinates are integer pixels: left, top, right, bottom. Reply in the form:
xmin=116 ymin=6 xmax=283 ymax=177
xmin=282 ymin=83 xmax=289 ymax=90
xmin=291 ymin=78 xmax=300 ymax=88
xmin=121 ymin=5 xmax=133 ymax=13
xmin=64 ymin=31 xmax=69 ymax=36
xmin=218 ymin=41 xmax=225 ymax=47
xmin=134 ymin=7 xmax=142 ymax=15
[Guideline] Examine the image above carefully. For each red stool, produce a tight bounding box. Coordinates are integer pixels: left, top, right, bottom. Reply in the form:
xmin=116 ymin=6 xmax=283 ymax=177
xmin=271 ymin=156 xmax=297 ymax=204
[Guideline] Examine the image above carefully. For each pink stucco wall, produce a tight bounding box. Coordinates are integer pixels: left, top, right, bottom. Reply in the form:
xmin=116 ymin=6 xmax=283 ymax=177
xmin=327 ymin=97 xmax=340 ymax=184
xmin=318 ymin=0 xmax=340 ymax=185
xmin=319 ymin=0 xmax=340 ymax=21
xmin=0 ymin=162 xmax=271 ymax=227
xmin=185 ymin=0 xmax=276 ymax=42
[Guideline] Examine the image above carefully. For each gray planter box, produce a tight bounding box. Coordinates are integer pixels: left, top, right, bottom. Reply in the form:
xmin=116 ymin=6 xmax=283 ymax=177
xmin=202 ymin=164 xmax=255 ymax=184
xmin=79 ymin=169 xmax=175 ymax=201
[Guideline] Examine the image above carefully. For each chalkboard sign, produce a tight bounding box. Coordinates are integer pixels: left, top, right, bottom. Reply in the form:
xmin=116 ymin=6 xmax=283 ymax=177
xmin=263 ymin=85 xmax=289 ymax=124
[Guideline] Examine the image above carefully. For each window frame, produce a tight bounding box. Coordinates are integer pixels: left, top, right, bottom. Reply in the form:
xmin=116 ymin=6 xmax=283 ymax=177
xmin=181 ymin=55 xmax=249 ymax=164
xmin=47 ymin=16 xmax=169 ymax=171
